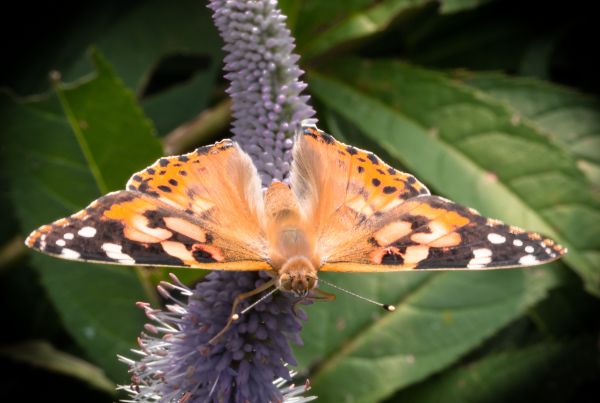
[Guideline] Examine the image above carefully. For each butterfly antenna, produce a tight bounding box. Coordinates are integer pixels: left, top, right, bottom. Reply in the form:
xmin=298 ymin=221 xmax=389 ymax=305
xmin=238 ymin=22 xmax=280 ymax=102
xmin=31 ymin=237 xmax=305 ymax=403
xmin=233 ymin=287 xmax=279 ymax=319
xmin=318 ymin=278 xmax=396 ymax=312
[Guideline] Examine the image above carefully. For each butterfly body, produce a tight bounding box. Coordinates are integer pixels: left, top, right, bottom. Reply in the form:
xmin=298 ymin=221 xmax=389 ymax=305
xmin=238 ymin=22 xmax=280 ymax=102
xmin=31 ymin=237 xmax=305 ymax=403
xmin=25 ymin=124 xmax=566 ymax=298
xmin=263 ymin=181 xmax=319 ymax=296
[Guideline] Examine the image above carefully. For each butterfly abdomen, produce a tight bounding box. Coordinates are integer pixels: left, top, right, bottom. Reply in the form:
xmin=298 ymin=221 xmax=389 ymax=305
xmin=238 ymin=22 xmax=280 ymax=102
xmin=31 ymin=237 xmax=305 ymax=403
xmin=264 ymin=181 xmax=318 ymax=268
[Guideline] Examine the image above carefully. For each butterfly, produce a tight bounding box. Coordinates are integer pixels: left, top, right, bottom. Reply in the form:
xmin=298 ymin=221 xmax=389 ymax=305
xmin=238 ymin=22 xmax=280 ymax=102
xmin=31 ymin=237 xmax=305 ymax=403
xmin=26 ymin=123 xmax=566 ymax=302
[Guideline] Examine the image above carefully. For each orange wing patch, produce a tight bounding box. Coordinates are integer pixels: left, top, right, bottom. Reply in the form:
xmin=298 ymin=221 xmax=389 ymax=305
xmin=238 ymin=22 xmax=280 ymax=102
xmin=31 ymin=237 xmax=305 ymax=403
xmin=298 ymin=127 xmax=429 ymax=217
xmin=103 ymin=196 xmax=173 ymax=243
xmin=126 ymin=140 xmax=247 ymax=215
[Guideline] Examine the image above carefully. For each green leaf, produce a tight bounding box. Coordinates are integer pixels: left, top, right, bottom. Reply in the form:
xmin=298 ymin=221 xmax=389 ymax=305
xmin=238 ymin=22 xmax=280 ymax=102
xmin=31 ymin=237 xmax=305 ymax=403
xmin=528 ymin=276 xmax=600 ymax=338
xmin=63 ymin=0 xmax=221 ymax=94
xmin=517 ymin=34 xmax=558 ymax=79
xmin=278 ymin=0 xmax=303 ymax=31
xmin=393 ymin=338 xmax=598 ymax=403
xmin=297 ymin=268 xmax=560 ymax=402
xmin=0 ymin=340 xmax=115 ymax=394
xmin=459 ymin=72 xmax=600 ymax=186
xmin=0 ymin=50 xmax=162 ymax=382
xmin=0 ymin=262 xmax=64 ymax=342
xmin=55 ymin=49 xmax=162 ymax=192
xmin=292 ymin=0 xmax=373 ymax=47
xmin=299 ymin=0 xmax=432 ymax=60
xmin=86 ymin=0 xmax=222 ymax=135
xmin=141 ymin=68 xmax=218 ymax=135
xmin=404 ymin=7 xmax=533 ymax=72
xmin=308 ymin=59 xmax=600 ymax=297
xmin=439 ymin=0 xmax=495 ymax=14
xmin=24 ymin=0 xmax=222 ymax=135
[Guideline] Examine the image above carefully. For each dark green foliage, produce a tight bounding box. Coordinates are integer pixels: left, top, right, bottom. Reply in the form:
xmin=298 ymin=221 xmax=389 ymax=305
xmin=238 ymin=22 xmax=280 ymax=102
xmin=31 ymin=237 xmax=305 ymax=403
xmin=0 ymin=0 xmax=598 ymax=401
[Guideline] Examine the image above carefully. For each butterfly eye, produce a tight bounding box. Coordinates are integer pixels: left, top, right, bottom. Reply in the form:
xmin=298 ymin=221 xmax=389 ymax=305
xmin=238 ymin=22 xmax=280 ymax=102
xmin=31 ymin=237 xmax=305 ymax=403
xmin=306 ymin=276 xmax=317 ymax=290
xmin=277 ymin=272 xmax=293 ymax=292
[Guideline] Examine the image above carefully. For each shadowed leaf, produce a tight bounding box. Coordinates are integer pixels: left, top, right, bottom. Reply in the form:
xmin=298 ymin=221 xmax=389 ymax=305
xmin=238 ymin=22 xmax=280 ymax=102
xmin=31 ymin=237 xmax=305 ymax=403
xmin=0 ymin=340 xmax=115 ymax=393
xmin=0 ymin=50 xmax=162 ymax=382
xmin=393 ymin=338 xmax=599 ymax=403
xmin=460 ymin=72 xmax=600 ymax=186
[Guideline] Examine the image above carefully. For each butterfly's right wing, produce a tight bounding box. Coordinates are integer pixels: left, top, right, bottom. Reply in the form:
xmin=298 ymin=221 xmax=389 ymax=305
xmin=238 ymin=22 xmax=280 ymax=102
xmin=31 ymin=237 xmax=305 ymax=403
xmin=26 ymin=140 xmax=271 ymax=270
xmin=291 ymin=125 xmax=565 ymax=271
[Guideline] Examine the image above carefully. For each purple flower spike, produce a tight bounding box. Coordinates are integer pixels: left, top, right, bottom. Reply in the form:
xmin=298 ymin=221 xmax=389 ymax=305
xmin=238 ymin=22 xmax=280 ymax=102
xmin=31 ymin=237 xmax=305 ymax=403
xmin=120 ymin=0 xmax=318 ymax=402
xmin=209 ymin=0 xmax=316 ymax=185
xmin=119 ymin=273 xmax=314 ymax=402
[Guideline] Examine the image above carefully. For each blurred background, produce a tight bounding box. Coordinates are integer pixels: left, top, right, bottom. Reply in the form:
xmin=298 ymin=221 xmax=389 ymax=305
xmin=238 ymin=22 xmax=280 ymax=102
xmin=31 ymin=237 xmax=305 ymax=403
xmin=1 ymin=0 xmax=599 ymax=402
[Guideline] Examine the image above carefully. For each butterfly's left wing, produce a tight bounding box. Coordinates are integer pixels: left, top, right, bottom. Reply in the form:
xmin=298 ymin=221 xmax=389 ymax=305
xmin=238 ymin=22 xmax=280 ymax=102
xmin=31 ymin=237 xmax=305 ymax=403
xmin=291 ymin=125 xmax=565 ymax=272
xmin=25 ymin=140 xmax=271 ymax=270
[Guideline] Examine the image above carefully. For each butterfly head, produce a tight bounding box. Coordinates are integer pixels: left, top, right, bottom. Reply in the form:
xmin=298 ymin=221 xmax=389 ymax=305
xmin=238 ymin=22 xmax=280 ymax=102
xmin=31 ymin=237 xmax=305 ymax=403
xmin=276 ymin=255 xmax=318 ymax=297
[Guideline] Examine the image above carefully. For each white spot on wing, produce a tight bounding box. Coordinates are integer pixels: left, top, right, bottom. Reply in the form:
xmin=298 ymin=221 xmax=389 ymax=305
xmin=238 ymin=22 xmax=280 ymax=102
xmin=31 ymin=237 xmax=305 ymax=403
xmin=513 ymin=239 xmax=523 ymax=247
xmin=487 ymin=233 xmax=506 ymax=244
xmin=61 ymin=248 xmax=81 ymax=260
xmin=64 ymin=233 xmax=74 ymax=240
xmin=525 ymin=245 xmax=535 ymax=253
xmin=468 ymin=248 xmax=493 ymax=268
xmin=467 ymin=207 xmax=480 ymax=215
xmin=102 ymin=243 xmax=120 ymax=253
xmin=101 ymin=243 xmax=136 ymax=265
xmin=78 ymin=226 xmax=97 ymax=238
xmin=519 ymin=255 xmax=539 ymax=265
xmin=56 ymin=239 xmax=66 ymax=247
xmin=474 ymin=248 xmax=493 ymax=258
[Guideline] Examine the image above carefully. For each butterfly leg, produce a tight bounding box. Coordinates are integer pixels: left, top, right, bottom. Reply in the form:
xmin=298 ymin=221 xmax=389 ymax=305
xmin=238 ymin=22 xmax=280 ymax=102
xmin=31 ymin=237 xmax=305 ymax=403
xmin=208 ymin=278 xmax=276 ymax=345
xmin=292 ymin=288 xmax=336 ymax=317
xmin=311 ymin=288 xmax=337 ymax=302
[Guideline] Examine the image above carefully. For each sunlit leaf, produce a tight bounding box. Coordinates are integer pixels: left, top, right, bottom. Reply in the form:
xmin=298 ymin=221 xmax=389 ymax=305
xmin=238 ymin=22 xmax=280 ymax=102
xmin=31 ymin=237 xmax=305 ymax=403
xmin=291 ymin=0 xmax=373 ymax=47
xmin=439 ymin=0 xmax=495 ymax=14
xmin=460 ymin=72 xmax=600 ymax=186
xmin=299 ymin=0 xmax=432 ymax=60
xmin=308 ymin=59 xmax=600 ymax=296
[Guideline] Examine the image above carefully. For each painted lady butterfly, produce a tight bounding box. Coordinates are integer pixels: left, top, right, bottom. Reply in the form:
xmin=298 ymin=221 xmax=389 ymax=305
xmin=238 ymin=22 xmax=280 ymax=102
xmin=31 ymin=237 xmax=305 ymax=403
xmin=26 ymin=124 xmax=566 ymax=301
